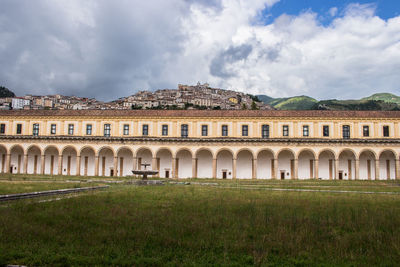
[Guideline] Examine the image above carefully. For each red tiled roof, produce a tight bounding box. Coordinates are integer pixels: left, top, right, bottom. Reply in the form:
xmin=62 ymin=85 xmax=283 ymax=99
xmin=0 ymin=109 xmax=399 ymax=118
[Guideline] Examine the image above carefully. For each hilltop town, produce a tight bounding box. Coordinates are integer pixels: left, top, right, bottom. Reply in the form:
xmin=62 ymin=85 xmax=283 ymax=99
xmin=0 ymin=83 xmax=272 ymax=111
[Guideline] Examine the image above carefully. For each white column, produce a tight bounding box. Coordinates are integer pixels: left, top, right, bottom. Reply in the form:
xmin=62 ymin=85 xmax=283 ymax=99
xmin=41 ymin=154 xmax=45 ymax=175
xmin=375 ymin=160 xmax=380 ymax=180
xmin=232 ymin=158 xmax=237 ymax=179
xmin=212 ymin=158 xmax=217 ymax=179
xmin=252 ymin=158 xmax=257 ymax=179
xmin=76 ymin=155 xmax=81 ymax=176
xmin=94 ymin=155 xmax=99 ymax=176
xmin=58 ymin=154 xmax=62 ymax=175
xmin=355 ymin=159 xmax=359 ymax=180
xmin=192 ymin=158 xmax=197 ymax=178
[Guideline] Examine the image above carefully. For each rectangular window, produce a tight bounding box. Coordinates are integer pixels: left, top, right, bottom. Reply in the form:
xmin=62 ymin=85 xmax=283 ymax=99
xmin=343 ymin=125 xmax=350 ymax=139
xmin=202 ymin=125 xmax=208 ymax=136
xmin=142 ymin=124 xmax=148 ymax=136
xmin=363 ymin=125 xmax=369 ymax=137
xmin=222 ymin=125 xmax=228 ymax=136
xmin=86 ymin=124 xmax=92 ymax=135
xmin=262 ymin=124 xmax=269 ymax=138
xmin=383 ymin=126 xmax=390 ymax=137
xmin=104 ymin=124 xmax=111 ymax=137
xmin=0 ymin=124 xmax=5 ymax=134
xmin=242 ymin=125 xmax=248 ymax=136
xmin=303 ymin=125 xmax=309 ymax=137
xmin=50 ymin=124 xmax=56 ymax=135
xmin=123 ymin=124 xmax=129 ymax=135
xmin=162 ymin=125 xmax=168 ymax=136
xmin=68 ymin=124 xmax=74 ymax=135
xmin=323 ymin=125 xmax=329 ymax=137
xmin=283 ymin=125 xmax=289 ymax=137
xmin=181 ymin=124 xmax=188 ymax=138
xmin=33 ymin=123 xmax=39 ymax=136
xmin=16 ymin=124 xmax=22 ymax=135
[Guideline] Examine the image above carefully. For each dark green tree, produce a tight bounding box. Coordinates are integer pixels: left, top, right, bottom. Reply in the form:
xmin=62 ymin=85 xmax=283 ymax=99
xmin=0 ymin=86 xmax=16 ymax=98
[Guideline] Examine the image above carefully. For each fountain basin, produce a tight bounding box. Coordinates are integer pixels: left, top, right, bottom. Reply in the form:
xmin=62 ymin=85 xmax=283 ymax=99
xmin=132 ymin=170 xmax=159 ymax=180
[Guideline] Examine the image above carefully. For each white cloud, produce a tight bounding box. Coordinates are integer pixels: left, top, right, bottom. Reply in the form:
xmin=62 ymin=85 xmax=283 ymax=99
xmin=0 ymin=0 xmax=399 ymax=100
xmin=329 ymin=7 xmax=338 ymax=17
xmin=171 ymin=1 xmax=400 ymax=99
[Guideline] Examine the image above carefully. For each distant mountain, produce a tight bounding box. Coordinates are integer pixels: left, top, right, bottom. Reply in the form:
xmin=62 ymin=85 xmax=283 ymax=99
xmin=313 ymin=99 xmax=399 ymax=111
xmin=257 ymin=93 xmax=400 ymax=111
xmin=256 ymin=95 xmax=274 ymax=104
xmin=0 ymin=86 xmax=15 ymax=98
xmin=362 ymin=93 xmax=400 ymax=105
xmin=256 ymin=95 xmax=317 ymax=110
xmin=269 ymin=96 xmax=317 ymax=110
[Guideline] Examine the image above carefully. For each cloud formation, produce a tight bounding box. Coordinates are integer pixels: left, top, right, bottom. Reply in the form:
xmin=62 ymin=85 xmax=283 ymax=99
xmin=0 ymin=0 xmax=399 ymax=100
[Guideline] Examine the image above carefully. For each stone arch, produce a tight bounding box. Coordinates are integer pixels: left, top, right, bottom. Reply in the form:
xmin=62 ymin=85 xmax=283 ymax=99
xmin=97 ymin=146 xmax=116 ymax=157
xmin=80 ymin=146 xmax=96 ymax=176
xmin=9 ymin=145 xmax=24 ymax=174
xmin=61 ymin=145 xmax=78 ymax=155
xmin=318 ymin=149 xmax=336 ymax=180
xmin=379 ymin=149 xmax=396 ymax=180
xmin=0 ymin=144 xmax=7 ymax=173
xmin=215 ymin=147 xmax=235 ymax=159
xmin=359 ymin=149 xmax=377 ymax=180
xmin=338 ymin=149 xmax=356 ymax=180
xmin=27 ymin=145 xmax=42 ymax=175
xmin=61 ymin=146 xmax=78 ymax=176
xmin=338 ymin=148 xmax=358 ymax=160
xmin=176 ymin=148 xmax=193 ymax=178
xmin=195 ymin=147 xmax=214 ymax=159
xmin=236 ymin=149 xmax=254 ymax=179
xmin=216 ymin=149 xmax=233 ymax=179
xmin=296 ymin=149 xmax=317 ymax=160
xmin=136 ymin=147 xmax=153 ymax=171
xmin=79 ymin=145 xmax=96 ymax=156
xmin=98 ymin=147 xmax=115 ymax=177
xmin=235 ymin=148 xmax=255 ymax=159
xmin=27 ymin=144 xmax=43 ymax=155
xmin=43 ymin=146 xmax=59 ymax=175
xmin=378 ymin=149 xmax=398 ymax=160
xmin=117 ymin=147 xmax=134 ymax=177
xmin=298 ymin=149 xmax=316 ymax=179
xmin=358 ymin=149 xmax=378 ymax=160
xmin=317 ymin=148 xmax=337 ymax=160
xmin=277 ymin=148 xmax=295 ymax=180
xmin=256 ymin=149 xmax=274 ymax=179
xmin=195 ymin=148 xmax=213 ymax=178
xmin=174 ymin=147 xmax=193 ymax=159
xmin=155 ymin=148 xmax=173 ymax=178
xmin=116 ymin=146 xmax=134 ymax=156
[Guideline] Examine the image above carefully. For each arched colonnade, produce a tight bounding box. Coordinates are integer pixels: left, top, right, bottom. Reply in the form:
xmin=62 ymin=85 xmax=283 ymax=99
xmin=0 ymin=144 xmax=398 ymax=180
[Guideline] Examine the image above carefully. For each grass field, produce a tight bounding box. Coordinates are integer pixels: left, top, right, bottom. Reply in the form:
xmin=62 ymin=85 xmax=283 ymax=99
xmin=1 ymin=178 xmax=400 ymax=266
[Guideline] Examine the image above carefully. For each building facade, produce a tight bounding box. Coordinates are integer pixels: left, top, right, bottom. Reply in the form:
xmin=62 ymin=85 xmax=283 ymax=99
xmin=0 ymin=110 xmax=399 ymax=180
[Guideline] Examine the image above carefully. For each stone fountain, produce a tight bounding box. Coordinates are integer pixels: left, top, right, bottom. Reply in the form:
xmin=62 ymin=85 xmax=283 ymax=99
xmin=131 ymin=162 xmax=159 ymax=180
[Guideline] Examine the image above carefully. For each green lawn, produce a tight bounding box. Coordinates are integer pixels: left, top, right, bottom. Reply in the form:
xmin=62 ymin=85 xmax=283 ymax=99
xmin=0 ymin=181 xmax=106 ymax=195
xmin=1 ymin=181 xmax=400 ymax=266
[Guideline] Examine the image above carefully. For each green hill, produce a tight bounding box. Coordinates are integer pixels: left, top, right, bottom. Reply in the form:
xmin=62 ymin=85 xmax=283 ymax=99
xmin=313 ymin=99 xmax=400 ymax=111
xmin=257 ymin=92 xmax=400 ymax=111
xmin=362 ymin=93 xmax=400 ymax=105
xmin=256 ymin=95 xmax=274 ymax=104
xmin=256 ymin=95 xmax=317 ymax=110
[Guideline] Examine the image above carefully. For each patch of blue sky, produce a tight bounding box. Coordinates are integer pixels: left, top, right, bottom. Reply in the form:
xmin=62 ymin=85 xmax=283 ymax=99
xmin=261 ymin=0 xmax=400 ymax=26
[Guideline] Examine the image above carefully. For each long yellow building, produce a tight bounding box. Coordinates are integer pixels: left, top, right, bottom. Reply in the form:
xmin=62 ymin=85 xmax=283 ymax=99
xmin=0 ymin=109 xmax=399 ymax=180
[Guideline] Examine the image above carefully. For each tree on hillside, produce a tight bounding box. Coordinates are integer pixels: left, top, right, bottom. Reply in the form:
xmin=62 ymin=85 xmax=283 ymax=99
xmin=251 ymin=101 xmax=258 ymax=110
xmin=0 ymin=86 xmax=16 ymax=98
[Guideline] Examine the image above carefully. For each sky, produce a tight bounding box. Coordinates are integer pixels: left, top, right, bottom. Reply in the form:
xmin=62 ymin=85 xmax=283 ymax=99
xmin=0 ymin=0 xmax=399 ymax=101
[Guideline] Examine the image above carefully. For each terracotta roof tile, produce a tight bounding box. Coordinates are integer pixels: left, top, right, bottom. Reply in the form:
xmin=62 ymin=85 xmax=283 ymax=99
xmin=0 ymin=109 xmax=399 ymax=118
